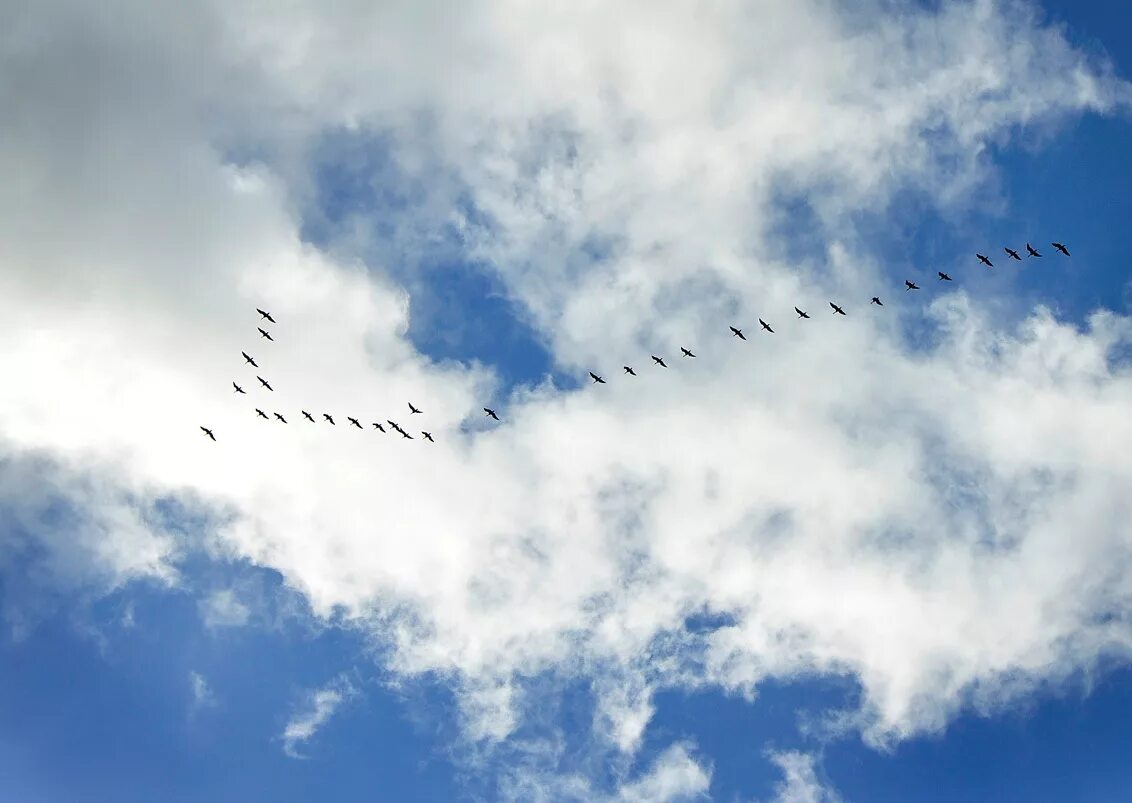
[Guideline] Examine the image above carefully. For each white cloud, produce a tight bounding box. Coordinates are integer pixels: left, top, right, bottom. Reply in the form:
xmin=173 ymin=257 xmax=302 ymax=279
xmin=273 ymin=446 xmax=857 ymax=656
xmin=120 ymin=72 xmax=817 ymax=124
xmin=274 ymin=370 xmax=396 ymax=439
xmin=199 ymin=588 xmax=251 ymax=629
xmin=190 ymin=670 xmax=216 ymax=711
xmin=281 ymin=675 xmax=358 ymax=758
xmin=762 ymin=751 xmax=841 ymax=803
xmin=1 ymin=0 xmax=1131 ymax=792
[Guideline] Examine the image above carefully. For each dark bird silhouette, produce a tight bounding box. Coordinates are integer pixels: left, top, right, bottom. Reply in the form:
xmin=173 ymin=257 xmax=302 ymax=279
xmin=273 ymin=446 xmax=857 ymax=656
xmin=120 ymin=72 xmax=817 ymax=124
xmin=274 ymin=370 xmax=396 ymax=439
xmin=651 ymin=355 xmax=667 ymax=368
xmin=830 ymin=302 xmax=846 ymax=315
xmin=348 ymin=417 xmax=363 ymax=429
xmin=233 ymin=382 xmax=246 ymax=394
xmin=408 ymin=402 xmax=422 ymax=415
xmin=255 ymin=408 xmax=269 ymax=420
xmin=905 ymin=280 xmax=920 ymax=291
xmin=323 ymin=413 xmax=335 ymax=425
xmin=422 ymin=431 xmax=434 ymax=443
xmin=1026 ymin=243 xmax=1042 ymax=257
xmin=302 ymin=411 xmax=315 ymax=422
xmin=256 ymin=308 xmax=276 ymax=324
xmin=373 ymin=422 xmax=386 ymax=432
xmin=274 ymin=413 xmax=287 ymax=424
xmin=1052 ymin=242 xmax=1070 ymax=256
xmin=759 ymin=319 xmax=774 ymax=333
xmin=938 ymin=272 xmax=952 ymax=281
xmin=200 ymin=426 xmax=216 ymax=441
xmin=399 ymin=429 xmax=413 ymax=440
xmin=795 ymin=307 xmax=810 ymax=319
xmin=1005 ymin=247 xmax=1022 ymax=261
xmin=977 ymin=253 xmax=994 ymax=268
xmin=624 ymin=366 xmax=637 ymax=376
xmin=258 ymin=327 xmax=274 ymax=341
xmin=870 ymin=297 xmax=883 ymax=306
xmin=484 ymin=408 xmax=500 ymax=421
xmin=589 ymin=371 xmax=606 ymax=384
xmin=730 ymin=326 xmax=746 ymax=340
xmin=680 ymin=347 xmax=696 ymax=358
xmin=242 ymin=351 xmax=258 ymax=367
xmin=257 ymin=376 xmax=273 ymax=391
xmin=387 ymin=419 xmax=402 ymax=431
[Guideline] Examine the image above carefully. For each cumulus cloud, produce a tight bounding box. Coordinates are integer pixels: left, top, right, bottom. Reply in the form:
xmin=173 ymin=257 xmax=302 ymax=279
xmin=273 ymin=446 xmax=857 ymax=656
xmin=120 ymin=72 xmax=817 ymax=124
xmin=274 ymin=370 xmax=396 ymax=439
xmin=281 ymin=675 xmax=358 ymax=758
xmin=1 ymin=0 xmax=1131 ymax=794
xmin=762 ymin=751 xmax=842 ymax=803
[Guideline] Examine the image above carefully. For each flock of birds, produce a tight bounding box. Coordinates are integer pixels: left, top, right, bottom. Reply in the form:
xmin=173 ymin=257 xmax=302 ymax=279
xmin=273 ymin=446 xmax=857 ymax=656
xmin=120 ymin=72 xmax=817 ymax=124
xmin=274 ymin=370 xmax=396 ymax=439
xmin=200 ymin=242 xmax=1071 ymax=441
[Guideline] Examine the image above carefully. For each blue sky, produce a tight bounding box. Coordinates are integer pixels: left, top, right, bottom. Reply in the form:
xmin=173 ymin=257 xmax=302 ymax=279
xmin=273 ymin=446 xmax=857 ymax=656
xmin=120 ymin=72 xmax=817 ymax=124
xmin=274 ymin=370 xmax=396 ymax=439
xmin=2 ymin=1 xmax=1132 ymax=801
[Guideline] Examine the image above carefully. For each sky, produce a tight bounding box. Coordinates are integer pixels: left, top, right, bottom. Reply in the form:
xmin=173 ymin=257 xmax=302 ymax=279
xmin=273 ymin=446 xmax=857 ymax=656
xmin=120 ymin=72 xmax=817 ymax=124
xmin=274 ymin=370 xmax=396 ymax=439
xmin=0 ymin=1 xmax=1131 ymax=801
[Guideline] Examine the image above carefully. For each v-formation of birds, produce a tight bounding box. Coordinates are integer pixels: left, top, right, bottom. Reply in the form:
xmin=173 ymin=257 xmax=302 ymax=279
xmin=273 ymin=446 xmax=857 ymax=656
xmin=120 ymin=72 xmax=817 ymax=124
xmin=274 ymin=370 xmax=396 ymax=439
xmin=203 ymin=244 xmax=1068 ymax=439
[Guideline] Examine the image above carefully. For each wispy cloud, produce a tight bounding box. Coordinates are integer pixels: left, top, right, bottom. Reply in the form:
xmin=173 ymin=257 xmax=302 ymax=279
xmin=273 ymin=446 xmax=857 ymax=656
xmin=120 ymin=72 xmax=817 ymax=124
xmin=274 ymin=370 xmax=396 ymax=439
xmin=190 ymin=670 xmax=216 ymax=712
xmin=762 ymin=752 xmax=842 ymax=803
xmin=281 ymin=675 xmax=358 ymax=759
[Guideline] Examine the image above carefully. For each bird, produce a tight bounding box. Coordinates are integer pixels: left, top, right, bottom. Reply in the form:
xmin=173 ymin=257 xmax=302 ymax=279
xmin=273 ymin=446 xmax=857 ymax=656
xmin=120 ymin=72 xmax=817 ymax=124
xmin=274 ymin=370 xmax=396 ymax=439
xmin=387 ymin=419 xmax=401 ymax=431
xmin=759 ymin=319 xmax=774 ymax=333
xmin=730 ymin=326 xmax=746 ymax=340
xmin=938 ymin=272 xmax=952 ymax=281
xmin=795 ymin=307 xmax=810 ymax=319
xmin=323 ymin=413 xmax=335 ymax=425
xmin=408 ymin=402 xmax=422 ymax=415
xmin=589 ymin=372 xmax=606 ymax=384
xmin=257 ymin=376 xmax=273 ymax=391
xmin=651 ymin=355 xmax=667 ymax=368
xmin=200 ymin=426 xmax=216 ymax=441
xmin=373 ymin=422 xmax=386 ymax=432
xmin=977 ymin=253 xmax=994 ymax=268
xmin=274 ymin=413 xmax=287 ymax=424
xmin=680 ymin=347 xmax=696 ymax=358
xmin=870 ymin=297 xmax=883 ymax=306
xmin=348 ymin=417 xmax=363 ymax=429
xmin=422 ymin=432 xmax=434 ymax=443
xmin=399 ymin=429 xmax=413 ymax=440
xmin=302 ymin=411 xmax=315 ymax=422
xmin=258 ymin=328 xmax=274 ymax=342
xmin=1052 ymin=242 xmax=1070 ymax=256
xmin=484 ymin=408 xmax=500 ymax=421
xmin=830 ymin=302 xmax=846 ymax=315
xmin=1005 ymin=247 xmax=1022 ymax=261
xmin=241 ymin=351 xmax=258 ymax=367
xmin=256 ymin=308 xmax=276 ymax=324
xmin=233 ymin=382 xmax=246 ymax=394
xmin=255 ymin=408 xmax=269 ymax=419
xmin=905 ymin=280 xmax=920 ymax=291
xmin=1026 ymin=243 xmax=1042 ymax=257
xmin=624 ymin=366 xmax=637 ymax=376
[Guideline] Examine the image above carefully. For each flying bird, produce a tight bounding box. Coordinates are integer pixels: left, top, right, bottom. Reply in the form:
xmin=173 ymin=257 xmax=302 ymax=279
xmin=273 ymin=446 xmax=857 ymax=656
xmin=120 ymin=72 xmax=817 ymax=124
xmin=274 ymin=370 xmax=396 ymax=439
xmin=905 ymin=280 xmax=920 ymax=290
xmin=258 ymin=327 xmax=274 ymax=341
xmin=938 ymin=272 xmax=952 ymax=281
xmin=1052 ymin=242 xmax=1070 ymax=256
xmin=1026 ymin=243 xmax=1042 ymax=257
xmin=257 ymin=376 xmax=273 ymax=391
xmin=373 ymin=422 xmax=386 ymax=432
xmin=484 ymin=408 xmax=500 ymax=421
xmin=255 ymin=408 xmax=269 ymax=420
xmin=870 ymin=297 xmax=883 ymax=306
xmin=651 ymin=355 xmax=667 ymax=368
xmin=241 ymin=351 xmax=258 ymax=367
xmin=589 ymin=372 xmax=606 ymax=384
xmin=422 ymin=432 xmax=434 ymax=443
xmin=830 ymin=302 xmax=846 ymax=315
xmin=200 ymin=426 xmax=216 ymax=442
xmin=680 ymin=347 xmax=696 ymax=358
xmin=795 ymin=307 xmax=810 ymax=319
xmin=323 ymin=413 xmax=335 ymax=425
xmin=759 ymin=319 xmax=774 ymax=333
xmin=256 ymin=308 xmax=276 ymax=324
xmin=233 ymin=382 xmax=246 ymax=394
xmin=730 ymin=326 xmax=746 ymax=340
xmin=977 ymin=253 xmax=994 ymax=268
xmin=387 ymin=419 xmax=401 ymax=431
xmin=399 ymin=429 xmax=413 ymax=440
xmin=624 ymin=366 xmax=637 ymax=376
xmin=348 ymin=417 xmax=363 ymax=429
xmin=302 ymin=411 xmax=315 ymax=422
xmin=408 ymin=402 xmax=422 ymax=415
xmin=274 ymin=413 xmax=287 ymax=424
xmin=1005 ymin=247 xmax=1022 ymax=261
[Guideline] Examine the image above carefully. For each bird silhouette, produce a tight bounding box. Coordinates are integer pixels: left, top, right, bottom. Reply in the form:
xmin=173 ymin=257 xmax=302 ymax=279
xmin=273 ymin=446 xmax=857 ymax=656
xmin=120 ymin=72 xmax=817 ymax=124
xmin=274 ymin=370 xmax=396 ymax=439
xmin=624 ymin=366 xmax=637 ymax=376
xmin=233 ymin=382 xmax=246 ymax=394
xmin=200 ymin=426 xmax=216 ymax=441
xmin=348 ymin=417 xmax=363 ymax=429
xmin=977 ymin=253 xmax=994 ymax=268
xmin=1026 ymin=243 xmax=1042 ymax=257
xmin=256 ymin=308 xmax=276 ymax=324
xmin=323 ymin=413 xmax=335 ymax=425
xmin=870 ymin=297 xmax=883 ymax=306
xmin=795 ymin=307 xmax=810 ymax=319
xmin=373 ymin=422 xmax=386 ymax=432
xmin=730 ymin=326 xmax=746 ymax=340
xmin=589 ymin=372 xmax=606 ymax=384
xmin=938 ymin=272 xmax=952 ymax=281
xmin=257 ymin=376 xmax=273 ymax=391
xmin=258 ymin=327 xmax=274 ymax=341
xmin=905 ymin=280 xmax=920 ymax=291
xmin=255 ymin=408 xmax=269 ymax=419
xmin=1005 ymin=247 xmax=1022 ymax=261
xmin=484 ymin=408 xmax=500 ymax=421
xmin=830 ymin=302 xmax=846 ymax=315
xmin=302 ymin=411 xmax=315 ymax=422
xmin=399 ymin=429 xmax=413 ymax=440
xmin=759 ymin=319 xmax=774 ymax=333
xmin=680 ymin=347 xmax=696 ymax=358
xmin=651 ymin=355 xmax=667 ymax=368
xmin=1052 ymin=242 xmax=1070 ymax=256
xmin=422 ymin=432 xmax=434 ymax=443
xmin=387 ymin=419 xmax=401 ymax=431
xmin=408 ymin=402 xmax=422 ymax=415
xmin=274 ymin=413 xmax=287 ymax=424
xmin=241 ymin=351 xmax=258 ymax=367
